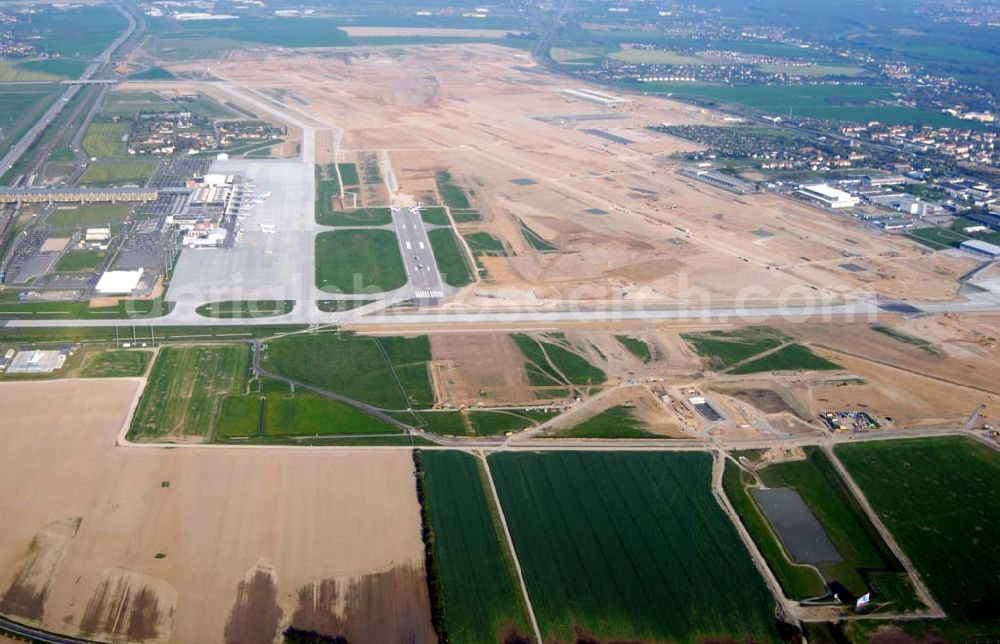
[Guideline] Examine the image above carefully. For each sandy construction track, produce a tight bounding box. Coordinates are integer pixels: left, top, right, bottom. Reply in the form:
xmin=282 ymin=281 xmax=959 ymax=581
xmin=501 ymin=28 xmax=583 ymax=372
xmin=0 ymin=380 xmax=434 ymax=643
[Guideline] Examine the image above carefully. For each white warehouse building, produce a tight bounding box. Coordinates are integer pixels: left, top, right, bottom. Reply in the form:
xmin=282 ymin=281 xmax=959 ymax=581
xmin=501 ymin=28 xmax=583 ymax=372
xmin=797 ymin=183 xmax=860 ymax=209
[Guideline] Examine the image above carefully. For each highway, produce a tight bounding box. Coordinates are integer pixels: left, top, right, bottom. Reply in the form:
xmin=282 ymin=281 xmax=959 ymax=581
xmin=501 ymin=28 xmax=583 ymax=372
xmin=0 ymin=0 xmax=138 ymax=179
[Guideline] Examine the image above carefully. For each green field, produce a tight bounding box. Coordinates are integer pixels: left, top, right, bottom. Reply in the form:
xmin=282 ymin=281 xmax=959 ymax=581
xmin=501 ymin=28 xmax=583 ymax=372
xmin=511 ymin=333 xmax=606 ymax=387
xmin=195 ymin=300 xmax=294 ymax=319
xmin=609 ymin=48 xmax=708 ymax=65
xmin=217 ymin=388 xmax=398 ymax=439
xmin=0 ymin=60 xmax=86 ymax=82
xmin=518 ymin=220 xmax=557 ymax=252
xmin=757 ymin=63 xmax=863 ymax=77
xmin=418 ymin=451 xmax=531 ymax=643
xmin=682 ymin=326 xmax=786 ymax=369
xmin=317 ymin=207 xmax=393 ymax=227
xmin=725 ymin=449 xmax=916 ymax=605
xmin=315 ymin=230 xmax=407 ymax=293
xmin=47 ymin=204 xmax=131 ymax=229
xmin=435 ymin=170 xmax=471 ymax=209
xmin=55 ymin=250 xmax=104 ymax=273
xmin=730 ymin=344 xmax=841 ymax=374
xmin=404 ymin=409 xmax=557 ymax=436
xmin=463 ymin=232 xmax=506 ymax=255
xmin=550 ymin=405 xmax=659 ymax=439
xmin=338 ymin=162 xmax=360 ymax=186
xmin=162 ymin=17 xmax=352 ymax=48
xmin=614 ymin=335 xmax=652 ymax=362
xmin=79 ymin=159 xmax=158 ymax=187
xmin=9 ymin=4 xmax=128 ymax=59
xmin=907 ymin=226 xmax=968 ymax=250
xmin=315 ymin=299 xmax=373 ymax=312
xmin=428 ymin=228 xmax=474 ymax=287
xmin=489 ymin=451 xmax=778 ymax=642
xmin=419 ymin=206 xmax=451 ymax=226
xmin=128 ymin=66 xmax=176 ymax=81
xmin=261 ymin=331 xmax=433 ymax=409
xmin=82 ymin=121 xmax=130 ymax=158
xmin=129 ymin=345 xmax=249 ymax=440
xmin=79 ymin=349 xmax=152 ymax=378
xmin=99 ymin=90 xmax=176 ymax=118
xmin=836 ymin=437 xmax=1000 ymax=634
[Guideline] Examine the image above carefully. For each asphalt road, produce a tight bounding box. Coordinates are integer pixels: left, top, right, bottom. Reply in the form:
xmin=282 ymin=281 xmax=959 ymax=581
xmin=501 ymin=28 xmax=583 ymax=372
xmin=393 ymin=206 xmax=445 ymax=301
xmin=0 ymin=0 xmax=137 ymax=178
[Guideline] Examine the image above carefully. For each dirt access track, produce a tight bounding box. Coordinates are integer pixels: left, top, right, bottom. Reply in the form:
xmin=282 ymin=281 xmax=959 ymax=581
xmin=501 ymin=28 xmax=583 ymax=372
xmin=0 ymin=380 xmax=434 ymax=643
xmin=160 ymin=43 xmax=975 ymax=310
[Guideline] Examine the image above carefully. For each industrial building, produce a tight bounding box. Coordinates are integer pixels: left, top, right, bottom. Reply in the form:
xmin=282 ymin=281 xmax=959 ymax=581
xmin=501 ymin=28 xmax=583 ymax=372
xmin=797 ymin=183 xmax=860 ymax=209
xmin=95 ymin=269 xmax=145 ymax=295
xmin=960 ymin=239 xmax=1000 ymax=259
xmin=679 ymin=167 xmax=756 ymax=194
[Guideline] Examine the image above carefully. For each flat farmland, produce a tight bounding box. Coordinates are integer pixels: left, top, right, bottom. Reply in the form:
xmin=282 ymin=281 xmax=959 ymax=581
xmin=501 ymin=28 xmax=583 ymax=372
xmin=315 ymin=229 xmax=407 ymax=293
xmin=419 ymin=451 xmax=531 ymax=643
xmin=836 ymin=437 xmax=1000 ymax=636
xmin=488 ymin=451 xmax=778 ymax=642
xmin=128 ymin=344 xmax=249 ymax=441
xmin=0 ymin=380 xmax=435 ymax=643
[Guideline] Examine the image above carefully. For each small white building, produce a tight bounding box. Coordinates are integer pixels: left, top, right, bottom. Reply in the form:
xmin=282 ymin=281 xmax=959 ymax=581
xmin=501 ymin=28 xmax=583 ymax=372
xmin=95 ymin=269 xmax=144 ymax=295
xmin=797 ymin=183 xmax=860 ymax=209
xmin=85 ymin=226 xmax=111 ymax=242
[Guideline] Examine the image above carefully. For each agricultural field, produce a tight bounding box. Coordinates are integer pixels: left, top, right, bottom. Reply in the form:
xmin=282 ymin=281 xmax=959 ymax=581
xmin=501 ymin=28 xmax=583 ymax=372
xmin=79 ymin=159 xmax=158 ymax=187
xmin=403 ymin=409 xmax=557 ymax=436
xmin=836 ymin=437 xmax=1000 ymax=635
xmin=195 ymin=300 xmax=294 ymax=319
xmin=548 ymin=405 xmax=660 ymax=439
xmin=511 ymin=333 xmax=606 ymax=387
xmin=0 ymin=60 xmax=85 ymax=81
xmin=724 ymin=449 xmax=917 ymax=606
xmin=82 ymin=122 xmax=130 ymax=158
xmin=46 ymin=204 xmax=130 ymax=230
xmin=261 ymin=331 xmax=433 ymax=409
xmin=428 ymin=228 xmax=474 ymax=287
xmin=79 ymin=349 xmax=152 ymax=378
xmin=128 ymin=344 xmax=250 ymax=441
xmin=217 ymin=387 xmax=399 ymax=440
xmin=338 ymin=162 xmax=360 ymax=186
xmin=489 ymin=451 xmax=778 ymax=642
xmin=7 ymin=4 xmax=127 ymax=59
xmin=418 ymin=451 xmax=531 ymax=643
xmin=315 ymin=230 xmax=407 ymax=293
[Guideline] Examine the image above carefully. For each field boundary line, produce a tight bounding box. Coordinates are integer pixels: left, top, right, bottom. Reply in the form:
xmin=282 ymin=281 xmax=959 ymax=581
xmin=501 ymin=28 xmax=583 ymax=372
xmin=822 ymin=445 xmax=946 ymax=618
xmin=709 ymin=449 xmax=798 ymax=623
xmin=479 ymin=451 xmax=543 ymax=644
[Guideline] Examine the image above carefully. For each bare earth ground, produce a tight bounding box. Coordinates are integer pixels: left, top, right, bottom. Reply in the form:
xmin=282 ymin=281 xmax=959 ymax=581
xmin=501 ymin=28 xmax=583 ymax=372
xmin=159 ymin=44 xmax=974 ymax=310
xmin=0 ymin=380 xmax=434 ymax=644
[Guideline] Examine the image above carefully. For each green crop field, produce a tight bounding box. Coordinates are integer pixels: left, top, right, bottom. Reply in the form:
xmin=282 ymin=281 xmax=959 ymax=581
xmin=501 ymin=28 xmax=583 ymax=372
xmin=128 ymin=66 xmax=176 ymax=81
xmin=261 ymin=331 xmax=433 ymax=409
xmin=836 ymin=437 xmax=1000 ymax=634
xmin=265 ymin=393 xmax=397 ymax=436
xmin=489 ymin=451 xmax=778 ymax=642
xmin=419 ymin=451 xmax=531 ymax=643
xmin=82 ymin=121 xmax=130 ymax=158
xmin=428 ymin=228 xmax=474 ymax=287
xmin=55 ymin=250 xmax=104 ymax=273
xmin=551 ymin=405 xmax=660 ymax=439
xmin=730 ymin=344 xmax=841 ymax=374
xmin=47 ymin=204 xmax=131 ymax=229
xmin=724 ymin=449 xmax=916 ymax=606
xmin=128 ymin=344 xmax=249 ymax=441
xmin=469 ymin=410 xmax=557 ymax=436
xmin=79 ymin=349 xmax=152 ymax=378
xmin=614 ymin=335 xmax=652 ymax=362
xmin=195 ymin=300 xmax=294 ymax=319
xmin=9 ymin=4 xmax=128 ymax=59
xmin=79 ymin=159 xmax=158 ymax=187
xmin=315 ymin=229 xmax=407 ymax=293
xmin=435 ymin=170 xmax=471 ymax=209
xmin=0 ymin=60 xmax=82 ymax=82
xmin=682 ymin=326 xmax=786 ymax=369
xmin=160 ymin=17 xmax=352 ymax=48
xmin=511 ymin=333 xmax=606 ymax=387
